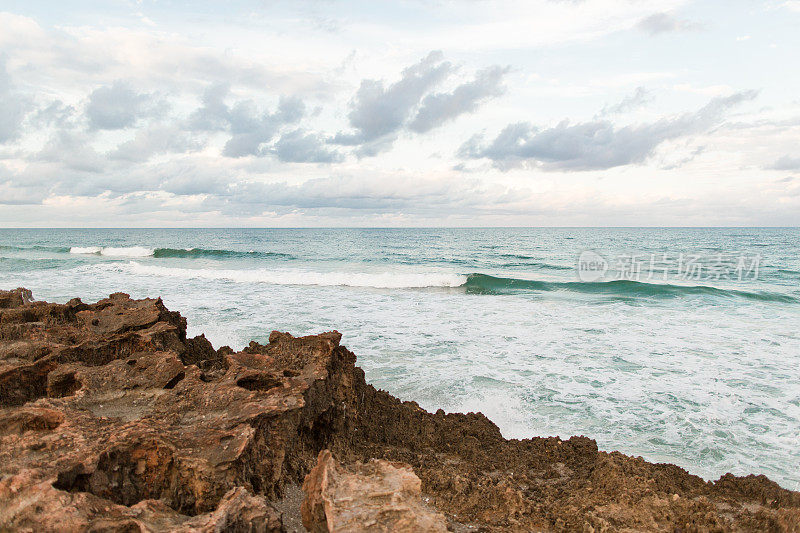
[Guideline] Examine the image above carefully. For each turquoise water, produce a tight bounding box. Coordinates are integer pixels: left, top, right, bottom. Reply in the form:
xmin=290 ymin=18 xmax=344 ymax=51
xmin=1 ymin=228 xmax=799 ymax=489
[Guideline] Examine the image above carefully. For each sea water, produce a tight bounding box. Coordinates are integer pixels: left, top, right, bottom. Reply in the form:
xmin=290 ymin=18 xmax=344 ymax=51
xmin=1 ymin=227 xmax=798 ymax=489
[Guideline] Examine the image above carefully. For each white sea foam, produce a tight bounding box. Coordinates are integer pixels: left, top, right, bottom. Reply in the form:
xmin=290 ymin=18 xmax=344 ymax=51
xmin=69 ymin=246 xmax=103 ymax=254
xmin=70 ymin=246 xmax=154 ymax=257
xmin=126 ymin=262 xmax=466 ymax=288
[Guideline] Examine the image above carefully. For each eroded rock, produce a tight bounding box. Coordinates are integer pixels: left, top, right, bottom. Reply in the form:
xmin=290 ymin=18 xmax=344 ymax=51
xmin=301 ymin=449 xmax=448 ymax=532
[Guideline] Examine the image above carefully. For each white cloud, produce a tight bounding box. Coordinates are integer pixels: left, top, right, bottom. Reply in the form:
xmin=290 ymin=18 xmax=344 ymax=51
xmin=86 ymin=81 xmax=167 ymax=130
xmin=636 ymin=12 xmax=700 ymax=35
xmin=0 ymin=1 xmax=797 ymax=226
xmin=0 ymin=56 xmax=30 ymax=143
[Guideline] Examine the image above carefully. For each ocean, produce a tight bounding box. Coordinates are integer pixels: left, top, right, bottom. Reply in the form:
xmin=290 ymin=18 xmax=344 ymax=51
xmin=1 ymin=227 xmax=798 ymax=489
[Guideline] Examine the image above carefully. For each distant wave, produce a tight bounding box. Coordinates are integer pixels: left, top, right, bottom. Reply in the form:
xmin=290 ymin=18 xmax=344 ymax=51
xmin=0 ymin=257 xmax=64 ymax=269
xmin=462 ymin=273 xmax=799 ymax=303
xmin=491 ymin=254 xmax=573 ymax=270
xmin=152 ymin=247 xmax=295 ymax=260
xmin=66 ymin=246 xmax=295 ymax=260
xmin=0 ymin=245 xmax=71 ymax=253
xmin=126 ymin=262 xmax=466 ymax=288
xmin=70 ymin=246 xmax=154 ymax=257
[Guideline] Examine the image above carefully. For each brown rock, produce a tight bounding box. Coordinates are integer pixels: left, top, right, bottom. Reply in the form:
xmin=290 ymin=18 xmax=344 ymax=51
xmin=301 ymin=449 xmax=448 ymax=532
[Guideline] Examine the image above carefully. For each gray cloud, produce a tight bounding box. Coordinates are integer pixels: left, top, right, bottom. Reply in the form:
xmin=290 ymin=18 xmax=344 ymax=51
xmin=0 ymin=56 xmax=30 ymax=143
xmin=770 ymin=155 xmax=800 ymax=171
xmin=408 ymin=65 xmax=509 ymax=133
xmin=598 ymin=86 xmax=652 ymax=116
xmin=196 ymin=174 xmax=496 ymax=217
xmin=187 ymin=83 xmax=231 ymax=132
xmin=86 ymin=81 xmax=167 ymax=130
xmin=459 ymin=91 xmax=757 ymax=171
xmin=636 ymin=12 xmax=699 ymax=35
xmin=30 ymin=100 xmax=78 ymax=128
xmin=188 ymin=84 xmax=306 ymax=157
xmin=331 ymin=52 xmax=507 ymax=157
xmin=36 ymin=130 xmax=105 ymax=173
xmin=0 ymin=168 xmax=47 ymax=205
xmin=224 ymin=97 xmax=305 ymax=157
xmin=331 ymin=51 xmax=453 ymax=155
xmin=110 ymin=125 xmax=203 ymax=162
xmin=273 ymin=129 xmax=343 ymax=163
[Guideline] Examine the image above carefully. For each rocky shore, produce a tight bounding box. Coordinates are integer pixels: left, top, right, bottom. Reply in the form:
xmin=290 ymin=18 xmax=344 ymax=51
xmin=0 ymin=288 xmax=798 ymax=532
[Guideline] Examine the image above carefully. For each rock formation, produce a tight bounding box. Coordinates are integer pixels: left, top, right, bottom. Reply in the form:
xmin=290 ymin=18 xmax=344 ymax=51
xmin=0 ymin=288 xmax=798 ymax=532
xmin=301 ymin=449 xmax=448 ymax=532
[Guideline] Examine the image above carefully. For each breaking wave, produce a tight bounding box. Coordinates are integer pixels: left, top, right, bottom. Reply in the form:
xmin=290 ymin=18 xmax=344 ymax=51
xmin=125 ymin=262 xmax=466 ymax=289
xmin=462 ymin=273 xmax=799 ymax=303
xmin=111 ymin=264 xmax=800 ymax=302
xmin=70 ymin=246 xmax=155 ymax=257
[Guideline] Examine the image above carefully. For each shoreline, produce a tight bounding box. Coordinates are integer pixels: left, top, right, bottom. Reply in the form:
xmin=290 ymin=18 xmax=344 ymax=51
xmin=1 ymin=288 xmax=798 ymax=531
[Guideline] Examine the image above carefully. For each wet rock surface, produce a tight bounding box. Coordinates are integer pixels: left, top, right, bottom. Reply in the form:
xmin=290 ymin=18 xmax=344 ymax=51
xmin=0 ymin=288 xmax=798 ymax=532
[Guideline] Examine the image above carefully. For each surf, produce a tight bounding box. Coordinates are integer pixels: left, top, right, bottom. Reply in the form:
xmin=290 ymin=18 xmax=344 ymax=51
xmin=125 ymin=262 xmax=467 ymax=289
xmin=462 ymin=273 xmax=799 ymax=303
xmin=70 ymin=246 xmax=155 ymax=257
xmin=152 ymin=247 xmax=295 ymax=260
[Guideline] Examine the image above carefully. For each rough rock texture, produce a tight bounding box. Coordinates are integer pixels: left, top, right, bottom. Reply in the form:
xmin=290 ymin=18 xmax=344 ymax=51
xmin=301 ymin=449 xmax=448 ymax=532
xmin=1 ymin=288 xmax=799 ymax=532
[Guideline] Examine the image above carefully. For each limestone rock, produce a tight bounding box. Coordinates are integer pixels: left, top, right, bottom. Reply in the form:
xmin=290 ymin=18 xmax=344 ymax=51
xmin=301 ymin=449 xmax=448 ymax=532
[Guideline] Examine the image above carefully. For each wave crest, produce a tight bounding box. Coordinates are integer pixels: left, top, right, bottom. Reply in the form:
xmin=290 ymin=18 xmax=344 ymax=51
xmin=70 ymin=246 xmax=154 ymax=257
xmin=126 ymin=262 xmax=467 ymax=288
xmin=463 ymin=273 xmax=798 ymax=303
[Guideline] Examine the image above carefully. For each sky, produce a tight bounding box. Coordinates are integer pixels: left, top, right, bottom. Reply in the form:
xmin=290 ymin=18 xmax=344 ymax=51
xmin=0 ymin=0 xmax=799 ymax=227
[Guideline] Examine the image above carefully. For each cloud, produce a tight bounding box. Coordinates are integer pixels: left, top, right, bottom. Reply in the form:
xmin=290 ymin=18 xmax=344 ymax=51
xmin=197 ymin=173 xmax=499 ymax=217
xmin=188 ymin=84 xmax=306 ymax=157
xmin=598 ymin=86 xmax=652 ymax=116
xmin=273 ymin=129 xmax=343 ymax=163
xmin=0 ymin=12 xmax=332 ymax=98
xmin=459 ymin=91 xmax=757 ymax=171
xmin=1 ymin=5 xmax=796 ymax=227
xmin=636 ymin=12 xmax=699 ymax=35
xmin=331 ymin=52 xmax=507 ymax=156
xmin=408 ymin=65 xmax=509 ymax=133
xmin=0 ymin=169 xmax=47 ymax=205
xmin=86 ymin=81 xmax=167 ymax=130
xmin=0 ymin=56 xmax=30 ymax=143
xmin=224 ymin=96 xmax=305 ymax=157
xmin=187 ymin=83 xmax=231 ymax=132
xmin=110 ymin=125 xmax=204 ymax=162
xmin=30 ymin=100 xmax=78 ymax=128
xmin=36 ymin=130 xmax=106 ymax=173
xmin=331 ymin=51 xmax=453 ymax=155
xmin=769 ymin=155 xmax=800 ymax=171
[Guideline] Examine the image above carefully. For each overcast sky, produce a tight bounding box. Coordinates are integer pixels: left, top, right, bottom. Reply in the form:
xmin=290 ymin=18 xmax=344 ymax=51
xmin=1 ymin=0 xmax=799 ymax=227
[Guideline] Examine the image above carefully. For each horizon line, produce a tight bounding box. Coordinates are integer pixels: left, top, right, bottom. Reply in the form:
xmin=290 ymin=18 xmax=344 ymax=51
xmin=0 ymin=226 xmax=799 ymax=230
